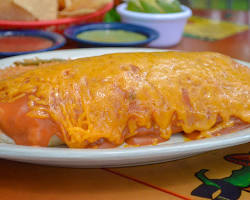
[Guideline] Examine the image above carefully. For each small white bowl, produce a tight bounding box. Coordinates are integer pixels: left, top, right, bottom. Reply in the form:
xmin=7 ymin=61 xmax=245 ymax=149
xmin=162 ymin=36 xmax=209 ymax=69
xmin=116 ymin=3 xmax=192 ymax=47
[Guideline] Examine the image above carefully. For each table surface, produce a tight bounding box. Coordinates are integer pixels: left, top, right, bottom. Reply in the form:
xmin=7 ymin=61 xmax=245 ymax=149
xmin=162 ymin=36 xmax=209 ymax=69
xmin=171 ymin=9 xmax=250 ymax=62
xmin=0 ymin=8 xmax=250 ymax=200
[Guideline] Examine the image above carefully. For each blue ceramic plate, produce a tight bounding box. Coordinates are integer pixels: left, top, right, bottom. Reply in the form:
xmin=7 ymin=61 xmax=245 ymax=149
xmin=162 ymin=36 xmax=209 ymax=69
xmin=64 ymin=23 xmax=159 ymax=47
xmin=0 ymin=30 xmax=66 ymax=57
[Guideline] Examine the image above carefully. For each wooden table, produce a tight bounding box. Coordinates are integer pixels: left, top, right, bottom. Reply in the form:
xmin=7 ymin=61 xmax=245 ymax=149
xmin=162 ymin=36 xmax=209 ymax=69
xmin=0 ymin=8 xmax=249 ymax=200
xmin=169 ymin=9 xmax=250 ymax=62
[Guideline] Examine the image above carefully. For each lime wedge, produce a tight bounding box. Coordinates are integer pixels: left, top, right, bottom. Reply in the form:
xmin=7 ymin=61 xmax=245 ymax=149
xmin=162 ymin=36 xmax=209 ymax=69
xmin=127 ymin=0 xmax=144 ymax=12
xmin=140 ymin=0 xmax=163 ymax=13
xmin=156 ymin=0 xmax=182 ymax=13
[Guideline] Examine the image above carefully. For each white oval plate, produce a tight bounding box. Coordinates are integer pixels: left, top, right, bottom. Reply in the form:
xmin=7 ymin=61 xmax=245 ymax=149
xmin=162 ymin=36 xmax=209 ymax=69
xmin=0 ymin=48 xmax=249 ymax=168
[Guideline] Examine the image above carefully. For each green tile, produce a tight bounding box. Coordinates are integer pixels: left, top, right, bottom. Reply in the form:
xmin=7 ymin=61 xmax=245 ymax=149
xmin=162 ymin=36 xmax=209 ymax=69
xmin=211 ymin=0 xmax=227 ymax=9
xmin=232 ymin=0 xmax=249 ymax=11
xmin=191 ymin=0 xmax=209 ymax=9
xmin=190 ymin=0 xmax=249 ymax=10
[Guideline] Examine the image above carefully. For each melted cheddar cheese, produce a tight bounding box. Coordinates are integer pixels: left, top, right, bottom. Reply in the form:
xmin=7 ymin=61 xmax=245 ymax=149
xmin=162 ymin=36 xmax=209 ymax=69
xmin=0 ymin=52 xmax=249 ymax=148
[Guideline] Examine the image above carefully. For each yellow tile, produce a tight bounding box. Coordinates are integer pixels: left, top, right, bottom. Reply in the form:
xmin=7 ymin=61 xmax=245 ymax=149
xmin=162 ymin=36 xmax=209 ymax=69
xmin=112 ymin=143 xmax=250 ymax=200
xmin=0 ymin=159 xmax=180 ymax=200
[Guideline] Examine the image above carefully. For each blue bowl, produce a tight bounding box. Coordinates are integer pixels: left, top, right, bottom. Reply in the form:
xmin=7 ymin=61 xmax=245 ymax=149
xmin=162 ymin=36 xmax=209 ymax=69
xmin=64 ymin=23 xmax=159 ymax=47
xmin=0 ymin=30 xmax=66 ymax=57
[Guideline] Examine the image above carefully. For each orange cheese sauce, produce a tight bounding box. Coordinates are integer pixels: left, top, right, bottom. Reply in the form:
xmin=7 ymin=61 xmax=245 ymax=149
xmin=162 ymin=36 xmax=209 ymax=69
xmin=0 ymin=52 xmax=249 ymax=148
xmin=0 ymin=96 xmax=60 ymax=146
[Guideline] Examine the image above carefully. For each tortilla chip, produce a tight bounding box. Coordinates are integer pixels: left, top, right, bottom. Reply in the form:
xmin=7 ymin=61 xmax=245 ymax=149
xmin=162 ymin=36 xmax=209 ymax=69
xmin=13 ymin=0 xmax=58 ymax=20
xmin=58 ymin=0 xmax=72 ymax=10
xmin=58 ymin=0 xmax=65 ymax=10
xmin=0 ymin=0 xmax=36 ymax=21
xmin=59 ymin=0 xmax=111 ymax=17
xmin=64 ymin=0 xmax=73 ymax=8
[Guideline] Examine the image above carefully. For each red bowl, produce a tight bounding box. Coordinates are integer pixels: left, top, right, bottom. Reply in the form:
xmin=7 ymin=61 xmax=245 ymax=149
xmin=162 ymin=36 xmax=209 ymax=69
xmin=0 ymin=2 xmax=113 ymax=33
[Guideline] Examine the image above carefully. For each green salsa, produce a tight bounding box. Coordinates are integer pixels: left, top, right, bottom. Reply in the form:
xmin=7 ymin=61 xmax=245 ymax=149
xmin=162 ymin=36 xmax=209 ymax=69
xmin=76 ymin=30 xmax=147 ymax=43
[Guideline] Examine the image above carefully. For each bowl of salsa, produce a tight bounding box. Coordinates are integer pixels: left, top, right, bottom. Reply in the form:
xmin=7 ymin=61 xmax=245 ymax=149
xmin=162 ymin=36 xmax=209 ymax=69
xmin=64 ymin=23 xmax=159 ymax=47
xmin=0 ymin=30 xmax=66 ymax=57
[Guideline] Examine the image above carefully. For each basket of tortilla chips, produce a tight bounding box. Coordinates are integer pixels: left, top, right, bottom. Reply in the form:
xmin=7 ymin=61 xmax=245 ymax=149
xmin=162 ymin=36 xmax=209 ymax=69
xmin=0 ymin=0 xmax=113 ymax=33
